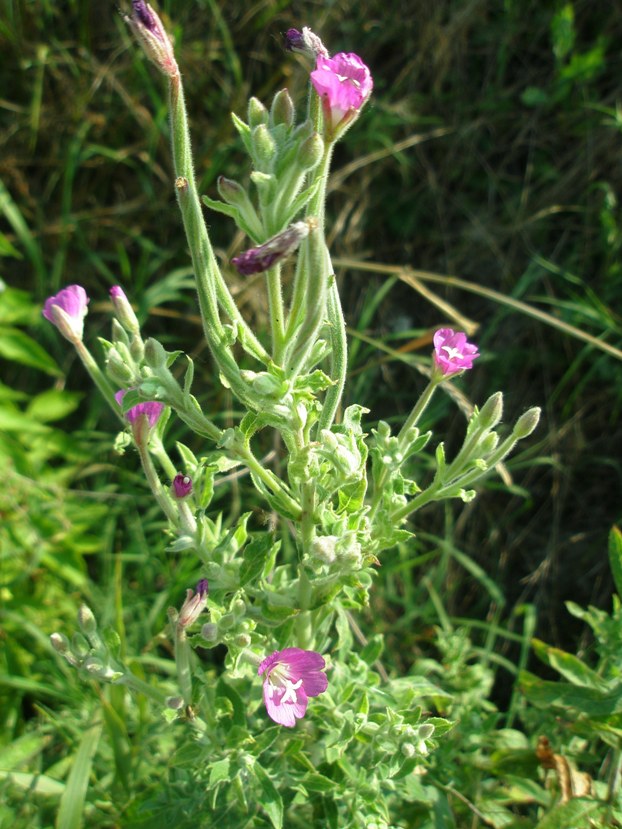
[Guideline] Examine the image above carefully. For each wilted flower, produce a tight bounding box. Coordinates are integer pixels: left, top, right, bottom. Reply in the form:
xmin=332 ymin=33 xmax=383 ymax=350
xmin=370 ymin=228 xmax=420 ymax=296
xmin=125 ymin=0 xmax=178 ymax=77
xmin=232 ymin=218 xmax=317 ymax=276
xmin=432 ymin=328 xmax=480 ymax=377
xmin=115 ymin=389 xmax=164 ymax=427
xmin=258 ymin=647 xmax=328 ymax=727
xmin=42 ymin=285 xmax=89 ymax=343
xmin=172 ymin=473 xmax=193 ymax=499
xmin=284 ymin=26 xmax=328 ymax=59
xmin=177 ymin=578 xmax=209 ymax=628
xmin=311 ymin=52 xmax=373 ymax=137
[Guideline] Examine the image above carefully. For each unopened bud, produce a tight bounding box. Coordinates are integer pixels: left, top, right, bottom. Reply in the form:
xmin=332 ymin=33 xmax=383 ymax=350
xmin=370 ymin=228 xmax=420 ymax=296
xmin=298 ymin=132 xmax=324 ymax=171
xmin=201 ymin=623 xmax=219 ymax=642
xmin=50 ymin=632 xmax=70 ymax=655
xmin=478 ymin=391 xmax=503 ymax=429
xmin=217 ymin=176 xmax=248 ymax=207
xmin=401 ymin=742 xmax=416 ymax=758
xmin=172 ymin=473 xmax=193 ymax=499
xmin=248 ymin=96 xmax=268 ymax=128
xmin=177 ymin=579 xmax=209 ymax=629
xmin=252 ymin=124 xmax=277 ymax=169
xmin=110 ymin=286 xmax=141 ymax=336
xmin=234 ymin=633 xmax=251 ymax=648
xmin=143 ymin=337 xmax=168 ymax=369
xmin=77 ymin=605 xmax=97 ymax=637
xmin=125 ymin=1 xmax=179 ymax=78
xmin=270 ymin=89 xmax=295 ymax=129
xmin=513 ymin=406 xmax=541 ymax=439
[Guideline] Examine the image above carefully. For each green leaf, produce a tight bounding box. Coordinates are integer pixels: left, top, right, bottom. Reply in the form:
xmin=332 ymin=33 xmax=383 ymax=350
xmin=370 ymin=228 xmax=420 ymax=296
xmin=55 ymin=719 xmax=103 ymax=829
xmin=253 ymin=764 xmax=283 ymax=829
xmin=27 ymin=389 xmax=82 ymax=423
xmin=0 ymin=770 xmax=64 ymax=796
xmin=519 ymin=670 xmax=622 ymax=717
xmin=360 ymin=635 xmax=384 ymax=666
xmin=534 ymin=798 xmax=603 ymax=829
xmin=0 ymin=326 xmax=60 ymax=374
xmin=532 ymin=640 xmax=609 ymax=691
xmin=240 ymin=535 xmax=279 ymax=586
xmin=608 ymin=526 xmax=622 ymax=597
xmin=208 ymin=758 xmax=232 ymax=788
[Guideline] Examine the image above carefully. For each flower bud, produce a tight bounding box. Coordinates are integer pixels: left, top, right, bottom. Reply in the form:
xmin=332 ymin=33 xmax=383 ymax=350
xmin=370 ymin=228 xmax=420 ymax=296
xmin=248 ymin=96 xmax=268 ymax=128
xmin=166 ymin=696 xmax=185 ymax=710
xmin=77 ymin=605 xmax=97 ymax=637
xmin=143 ymin=337 xmax=168 ymax=369
xmin=172 ymin=473 xmax=193 ymax=499
xmin=201 ymin=623 xmax=219 ymax=642
xmin=233 ymin=633 xmax=251 ymax=648
xmin=401 ymin=742 xmax=416 ymax=758
xmin=106 ymin=347 xmax=136 ymax=386
xmin=270 ymin=89 xmax=295 ymax=129
xmin=177 ymin=579 xmax=209 ymax=629
xmin=217 ymin=176 xmax=248 ymax=207
xmin=513 ymin=407 xmax=541 ymax=439
xmin=252 ymin=124 xmax=277 ymax=169
xmin=50 ymin=632 xmax=70 ymax=655
xmin=478 ymin=391 xmax=503 ymax=430
xmin=125 ymin=0 xmax=179 ymax=78
xmin=110 ymin=286 xmax=141 ymax=336
xmin=298 ymin=132 xmax=324 ymax=171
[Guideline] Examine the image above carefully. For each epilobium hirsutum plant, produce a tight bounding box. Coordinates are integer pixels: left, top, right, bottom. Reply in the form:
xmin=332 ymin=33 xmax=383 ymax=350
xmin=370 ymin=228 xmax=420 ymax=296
xmin=44 ymin=2 xmax=540 ymax=825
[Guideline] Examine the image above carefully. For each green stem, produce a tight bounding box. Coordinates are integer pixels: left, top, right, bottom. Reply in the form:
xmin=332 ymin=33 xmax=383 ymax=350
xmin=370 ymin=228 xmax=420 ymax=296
xmin=174 ymin=626 xmax=193 ymax=706
xmin=265 ymin=263 xmax=285 ymax=362
xmin=136 ymin=441 xmax=178 ymax=524
xmin=167 ymin=75 xmax=270 ymax=373
xmin=237 ymin=443 xmax=302 ymax=520
xmin=369 ymin=379 xmax=439 ymax=520
xmin=317 ymin=280 xmax=348 ymax=432
xmin=118 ymin=672 xmax=168 ymax=705
xmin=74 ymin=340 xmax=124 ymax=424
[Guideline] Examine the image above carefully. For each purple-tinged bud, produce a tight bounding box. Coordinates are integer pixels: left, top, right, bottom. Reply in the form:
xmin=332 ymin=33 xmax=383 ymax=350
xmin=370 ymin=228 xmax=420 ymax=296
xmin=232 ymin=217 xmax=317 ymax=276
xmin=110 ymin=286 xmax=140 ymax=336
xmin=172 ymin=473 xmax=193 ymax=499
xmin=42 ymin=285 xmax=89 ymax=343
xmin=284 ymin=26 xmax=329 ymax=59
xmin=124 ymin=0 xmax=179 ymax=78
xmin=178 ymin=579 xmax=209 ymax=628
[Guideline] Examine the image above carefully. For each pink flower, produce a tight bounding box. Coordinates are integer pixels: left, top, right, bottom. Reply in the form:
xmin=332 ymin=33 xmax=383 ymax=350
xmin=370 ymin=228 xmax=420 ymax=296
xmin=311 ymin=52 xmax=373 ymax=136
xmin=432 ymin=328 xmax=480 ymax=377
xmin=258 ymin=647 xmax=328 ymax=727
xmin=115 ymin=389 xmax=164 ymax=427
xmin=42 ymin=285 xmax=89 ymax=342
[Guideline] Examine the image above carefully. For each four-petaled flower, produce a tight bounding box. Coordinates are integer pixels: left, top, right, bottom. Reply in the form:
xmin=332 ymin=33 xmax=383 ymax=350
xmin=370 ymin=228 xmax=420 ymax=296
xmin=42 ymin=285 xmax=89 ymax=343
xmin=311 ymin=52 xmax=373 ymax=137
xmin=258 ymin=647 xmax=328 ymax=727
xmin=432 ymin=328 xmax=480 ymax=377
xmin=115 ymin=389 xmax=164 ymax=427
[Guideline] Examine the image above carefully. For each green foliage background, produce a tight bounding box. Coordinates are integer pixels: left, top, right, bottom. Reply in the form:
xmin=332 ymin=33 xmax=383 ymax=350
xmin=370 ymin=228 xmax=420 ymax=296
xmin=1 ymin=0 xmax=622 ymax=826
